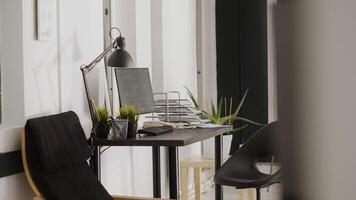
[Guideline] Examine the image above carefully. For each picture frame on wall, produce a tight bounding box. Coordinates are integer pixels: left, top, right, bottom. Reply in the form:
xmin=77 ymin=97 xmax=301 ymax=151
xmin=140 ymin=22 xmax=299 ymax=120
xmin=37 ymin=0 xmax=54 ymax=41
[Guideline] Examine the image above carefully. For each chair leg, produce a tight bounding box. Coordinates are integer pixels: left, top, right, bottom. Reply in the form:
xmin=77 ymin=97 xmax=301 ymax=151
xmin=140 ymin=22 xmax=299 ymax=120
xmin=248 ymin=189 xmax=255 ymax=200
xmin=267 ymin=156 xmax=275 ymax=192
xmin=194 ymin=168 xmax=201 ymax=200
xmin=180 ymin=165 xmax=189 ymax=200
xmin=256 ymin=188 xmax=261 ymax=200
xmin=239 ymin=189 xmax=244 ymax=200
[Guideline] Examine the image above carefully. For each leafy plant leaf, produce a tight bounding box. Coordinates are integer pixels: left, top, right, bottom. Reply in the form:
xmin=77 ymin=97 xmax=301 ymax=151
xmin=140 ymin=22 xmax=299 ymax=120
xmin=233 ymin=88 xmax=250 ymax=117
xmin=184 ymin=86 xmax=200 ymax=109
xmin=217 ymin=98 xmax=223 ymax=118
xmin=117 ymin=105 xmax=139 ymax=124
xmin=184 ymin=86 xmax=263 ymax=130
xmin=95 ymin=105 xmax=111 ymax=126
xmin=231 ymin=116 xmax=265 ymax=126
xmin=211 ymin=100 xmax=216 ymax=117
xmin=231 ymin=124 xmax=249 ymax=132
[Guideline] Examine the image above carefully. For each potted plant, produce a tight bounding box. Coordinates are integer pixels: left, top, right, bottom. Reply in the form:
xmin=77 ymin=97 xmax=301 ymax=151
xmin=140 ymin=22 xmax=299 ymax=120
xmin=94 ymin=106 xmax=111 ymax=139
xmin=185 ymin=86 xmax=264 ymax=131
xmin=117 ymin=105 xmax=139 ymax=139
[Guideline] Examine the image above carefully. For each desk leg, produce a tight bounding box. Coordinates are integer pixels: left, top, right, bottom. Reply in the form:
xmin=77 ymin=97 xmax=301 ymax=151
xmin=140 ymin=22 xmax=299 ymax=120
xmin=168 ymin=146 xmax=179 ymax=199
xmin=215 ymin=135 xmax=223 ymax=200
xmin=92 ymin=146 xmax=101 ymax=181
xmin=152 ymin=146 xmax=161 ymax=198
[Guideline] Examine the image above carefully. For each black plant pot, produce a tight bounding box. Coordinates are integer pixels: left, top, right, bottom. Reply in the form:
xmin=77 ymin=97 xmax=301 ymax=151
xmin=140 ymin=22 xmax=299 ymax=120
xmin=95 ymin=123 xmax=110 ymax=139
xmin=127 ymin=123 xmax=138 ymax=139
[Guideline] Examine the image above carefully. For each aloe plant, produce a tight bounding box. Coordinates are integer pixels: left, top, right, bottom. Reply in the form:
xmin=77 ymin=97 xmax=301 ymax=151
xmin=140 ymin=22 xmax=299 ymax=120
xmin=185 ymin=87 xmax=264 ymax=131
xmin=184 ymin=86 xmax=200 ymax=109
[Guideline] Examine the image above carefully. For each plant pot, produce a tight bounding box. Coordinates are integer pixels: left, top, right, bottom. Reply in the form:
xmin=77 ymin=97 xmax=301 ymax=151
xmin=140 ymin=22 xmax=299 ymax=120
xmin=127 ymin=123 xmax=138 ymax=139
xmin=112 ymin=119 xmax=128 ymax=139
xmin=95 ymin=123 xmax=110 ymax=139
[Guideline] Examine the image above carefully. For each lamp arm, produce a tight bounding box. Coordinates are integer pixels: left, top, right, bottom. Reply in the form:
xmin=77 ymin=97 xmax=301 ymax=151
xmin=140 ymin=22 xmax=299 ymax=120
xmin=80 ymin=40 xmax=117 ymax=73
xmin=80 ymin=38 xmax=118 ymax=133
xmin=81 ymin=70 xmax=96 ymax=129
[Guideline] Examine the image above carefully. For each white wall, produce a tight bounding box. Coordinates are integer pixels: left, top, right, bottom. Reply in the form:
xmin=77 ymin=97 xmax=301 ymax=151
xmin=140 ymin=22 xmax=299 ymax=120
xmin=111 ymin=0 xmax=137 ymax=63
xmin=162 ymin=0 xmax=197 ymax=96
xmin=135 ymin=0 xmax=152 ymax=69
xmin=0 ymin=0 xmax=25 ymax=129
xmin=58 ymin=0 xmax=103 ymax=133
xmin=0 ymin=0 xmax=33 ymax=199
xmin=151 ymin=0 xmax=164 ymax=93
xmin=0 ymin=0 xmax=200 ymax=199
xmin=23 ymin=0 xmax=59 ymax=118
xmin=0 ymin=0 xmax=103 ymax=199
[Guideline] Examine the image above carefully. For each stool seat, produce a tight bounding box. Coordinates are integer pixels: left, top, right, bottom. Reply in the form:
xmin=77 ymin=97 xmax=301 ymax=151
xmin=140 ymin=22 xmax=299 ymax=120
xmin=181 ymin=157 xmax=214 ymax=168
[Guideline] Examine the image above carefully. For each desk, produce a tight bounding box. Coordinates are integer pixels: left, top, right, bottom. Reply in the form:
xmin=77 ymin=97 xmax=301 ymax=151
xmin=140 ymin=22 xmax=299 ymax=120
xmin=90 ymin=127 xmax=232 ymax=200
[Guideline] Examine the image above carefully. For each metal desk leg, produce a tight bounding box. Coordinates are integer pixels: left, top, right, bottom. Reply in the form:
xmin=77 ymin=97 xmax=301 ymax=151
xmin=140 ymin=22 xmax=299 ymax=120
xmin=168 ymin=146 xmax=179 ymax=199
xmin=92 ymin=146 xmax=101 ymax=181
xmin=215 ymin=135 xmax=223 ymax=200
xmin=152 ymin=146 xmax=161 ymax=198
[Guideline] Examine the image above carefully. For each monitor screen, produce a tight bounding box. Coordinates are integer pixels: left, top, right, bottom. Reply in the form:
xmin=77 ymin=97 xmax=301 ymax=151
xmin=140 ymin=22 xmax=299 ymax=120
xmin=114 ymin=68 xmax=155 ymax=114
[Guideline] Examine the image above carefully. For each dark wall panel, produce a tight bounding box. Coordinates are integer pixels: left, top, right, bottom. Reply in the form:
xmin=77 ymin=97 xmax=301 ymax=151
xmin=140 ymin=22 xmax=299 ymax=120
xmin=0 ymin=151 xmax=23 ymax=178
xmin=216 ymin=0 xmax=268 ymax=154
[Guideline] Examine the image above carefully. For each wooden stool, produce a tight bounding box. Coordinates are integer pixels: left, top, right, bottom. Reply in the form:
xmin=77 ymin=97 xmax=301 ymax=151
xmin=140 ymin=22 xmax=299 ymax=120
xmin=180 ymin=157 xmax=255 ymax=200
xmin=180 ymin=157 xmax=214 ymax=200
xmin=238 ymin=189 xmax=256 ymax=200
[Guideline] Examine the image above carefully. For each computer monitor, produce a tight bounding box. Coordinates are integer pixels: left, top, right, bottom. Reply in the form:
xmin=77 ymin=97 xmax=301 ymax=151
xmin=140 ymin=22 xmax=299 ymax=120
xmin=114 ymin=68 xmax=155 ymax=114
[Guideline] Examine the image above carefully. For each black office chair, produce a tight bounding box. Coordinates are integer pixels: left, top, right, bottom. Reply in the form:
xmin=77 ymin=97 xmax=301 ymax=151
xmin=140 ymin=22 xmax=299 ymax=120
xmin=214 ymin=121 xmax=282 ymax=200
xmin=22 ymin=111 xmax=168 ymax=200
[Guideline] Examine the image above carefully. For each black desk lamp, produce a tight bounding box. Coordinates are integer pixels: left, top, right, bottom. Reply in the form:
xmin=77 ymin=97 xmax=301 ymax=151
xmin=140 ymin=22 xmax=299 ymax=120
xmin=80 ymin=27 xmax=133 ymax=127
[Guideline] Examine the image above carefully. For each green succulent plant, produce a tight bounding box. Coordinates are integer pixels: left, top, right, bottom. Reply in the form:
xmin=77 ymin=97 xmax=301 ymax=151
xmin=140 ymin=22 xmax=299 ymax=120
xmin=185 ymin=87 xmax=264 ymax=132
xmin=117 ymin=105 xmax=139 ymax=124
xmin=93 ymin=105 xmax=112 ymax=138
xmin=95 ymin=106 xmax=111 ymax=125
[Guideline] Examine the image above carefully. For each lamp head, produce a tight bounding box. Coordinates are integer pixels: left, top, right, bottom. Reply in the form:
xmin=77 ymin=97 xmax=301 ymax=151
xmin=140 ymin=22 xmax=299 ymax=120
xmin=107 ymin=34 xmax=134 ymax=68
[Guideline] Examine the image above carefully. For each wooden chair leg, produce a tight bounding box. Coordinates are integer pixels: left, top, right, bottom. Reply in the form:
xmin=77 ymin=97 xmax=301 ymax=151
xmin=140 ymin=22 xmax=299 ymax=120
xmin=194 ymin=168 xmax=201 ymax=200
xmin=248 ymin=189 xmax=255 ymax=200
xmin=239 ymin=189 xmax=245 ymax=200
xmin=180 ymin=165 xmax=189 ymax=200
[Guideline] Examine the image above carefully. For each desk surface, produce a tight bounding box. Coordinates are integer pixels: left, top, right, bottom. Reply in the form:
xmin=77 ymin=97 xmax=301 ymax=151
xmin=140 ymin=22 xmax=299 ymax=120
xmin=93 ymin=127 xmax=232 ymax=147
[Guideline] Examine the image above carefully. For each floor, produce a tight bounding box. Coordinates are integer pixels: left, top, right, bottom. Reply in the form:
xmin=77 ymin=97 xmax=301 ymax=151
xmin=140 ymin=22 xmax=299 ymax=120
xmin=201 ymin=184 xmax=282 ymax=200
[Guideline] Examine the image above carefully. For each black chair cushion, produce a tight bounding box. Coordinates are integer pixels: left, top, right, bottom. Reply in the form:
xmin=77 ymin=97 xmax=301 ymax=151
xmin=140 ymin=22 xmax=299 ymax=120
xmin=25 ymin=111 xmax=113 ymax=200
xmin=41 ymin=163 xmax=112 ymax=200
xmin=214 ymin=154 xmax=277 ymax=188
xmin=25 ymin=111 xmax=90 ymax=172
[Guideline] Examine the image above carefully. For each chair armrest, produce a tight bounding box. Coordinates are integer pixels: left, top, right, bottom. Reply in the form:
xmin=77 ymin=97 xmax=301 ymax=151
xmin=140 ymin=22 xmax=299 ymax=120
xmin=112 ymin=195 xmax=173 ymax=200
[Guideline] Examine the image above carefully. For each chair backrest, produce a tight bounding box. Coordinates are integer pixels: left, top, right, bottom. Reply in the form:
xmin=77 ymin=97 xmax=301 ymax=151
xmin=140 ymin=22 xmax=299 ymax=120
xmin=238 ymin=121 xmax=279 ymax=159
xmin=22 ymin=111 xmax=112 ymax=200
xmin=214 ymin=121 xmax=281 ymax=189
